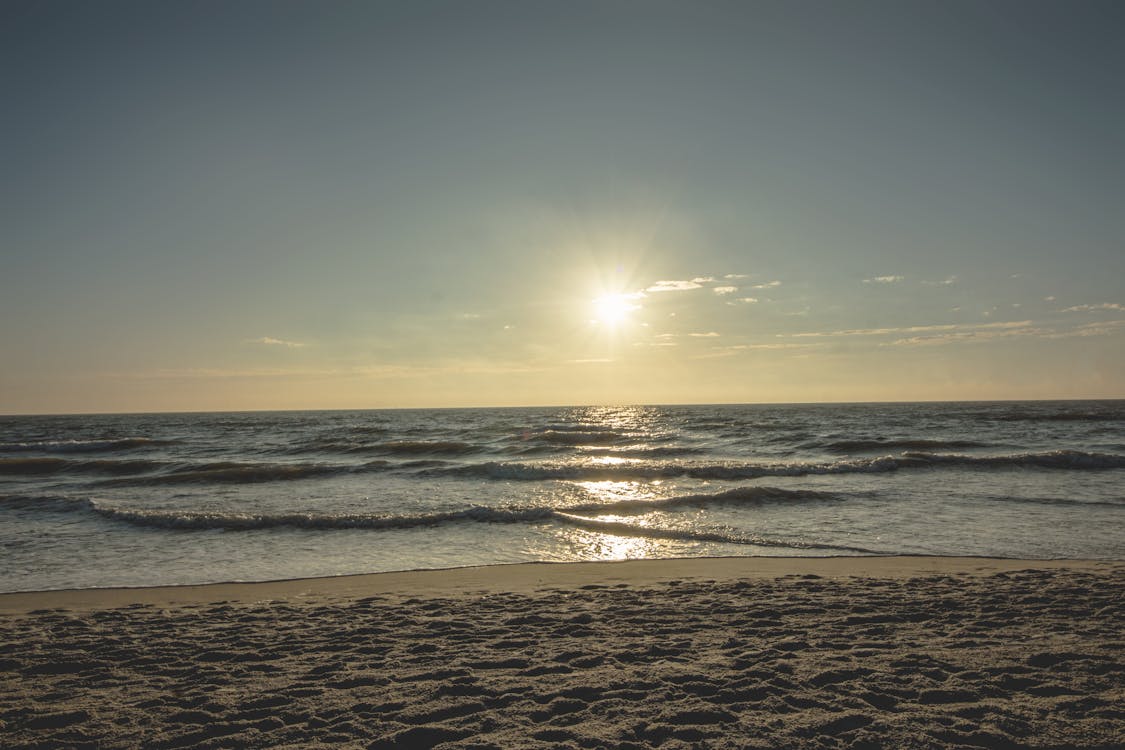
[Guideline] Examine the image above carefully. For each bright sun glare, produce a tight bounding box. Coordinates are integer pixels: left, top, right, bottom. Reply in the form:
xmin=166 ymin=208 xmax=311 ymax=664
xmin=593 ymin=293 xmax=639 ymax=326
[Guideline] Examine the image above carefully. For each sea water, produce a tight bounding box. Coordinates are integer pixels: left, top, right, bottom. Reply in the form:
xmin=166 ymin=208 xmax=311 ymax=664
xmin=1 ymin=401 xmax=1123 ymax=592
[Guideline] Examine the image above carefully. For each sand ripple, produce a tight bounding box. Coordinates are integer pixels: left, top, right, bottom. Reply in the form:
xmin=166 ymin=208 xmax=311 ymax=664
xmin=1 ymin=566 xmax=1123 ymax=749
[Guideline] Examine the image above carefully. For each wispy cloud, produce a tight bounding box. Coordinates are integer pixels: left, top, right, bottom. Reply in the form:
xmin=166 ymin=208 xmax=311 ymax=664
xmin=723 ymin=273 xmax=749 ymax=279
xmin=786 ymin=315 xmax=1125 ymax=348
xmin=922 ymin=275 xmax=958 ymax=287
xmin=691 ymin=350 xmax=741 ymax=359
xmin=104 ymin=366 xmax=326 ymax=380
xmin=891 ymin=325 xmax=1047 ymax=347
xmin=247 ymin=336 xmax=305 ymax=348
xmin=751 ymin=280 xmax=782 ymax=289
xmin=735 ymin=297 xmax=759 ymax=304
xmin=863 ymin=275 xmax=903 ymax=284
xmin=1068 ymin=319 xmax=1125 ymax=337
xmin=103 ymin=359 xmax=552 ymax=382
xmin=1062 ymin=302 xmax=1124 ymax=312
xmin=723 ymin=343 xmax=817 ymax=351
xmin=791 ymin=320 xmax=1033 ymax=339
xmin=692 ymin=342 xmax=817 ymax=359
xmin=688 ymin=332 xmax=720 ymax=338
xmin=646 ymin=279 xmax=703 ymax=292
xmin=713 ymin=286 xmax=738 ymax=295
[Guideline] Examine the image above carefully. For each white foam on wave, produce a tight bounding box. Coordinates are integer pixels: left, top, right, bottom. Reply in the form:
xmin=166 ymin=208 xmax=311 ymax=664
xmin=0 ymin=437 xmax=175 ymax=453
xmin=0 ymin=485 xmax=860 ymax=555
xmin=551 ymin=512 xmax=879 ymax=553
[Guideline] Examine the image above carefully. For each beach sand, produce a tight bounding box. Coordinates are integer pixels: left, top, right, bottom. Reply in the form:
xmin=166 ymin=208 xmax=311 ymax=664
xmin=1 ymin=556 xmax=1122 ymax=749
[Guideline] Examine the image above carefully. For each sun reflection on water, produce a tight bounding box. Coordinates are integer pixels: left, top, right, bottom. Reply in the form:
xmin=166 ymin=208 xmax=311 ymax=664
xmin=571 ymin=479 xmax=658 ymax=507
xmin=589 ymin=456 xmax=629 ymax=466
xmin=560 ymin=527 xmax=663 ymax=561
xmin=534 ymin=405 xmax=684 ymax=561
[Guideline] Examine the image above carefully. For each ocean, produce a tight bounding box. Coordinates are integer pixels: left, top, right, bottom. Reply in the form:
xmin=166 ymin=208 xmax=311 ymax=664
xmin=1 ymin=401 xmax=1123 ymax=592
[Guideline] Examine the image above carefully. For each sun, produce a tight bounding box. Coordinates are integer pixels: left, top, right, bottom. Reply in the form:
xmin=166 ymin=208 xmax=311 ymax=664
xmin=594 ymin=293 xmax=640 ymax=326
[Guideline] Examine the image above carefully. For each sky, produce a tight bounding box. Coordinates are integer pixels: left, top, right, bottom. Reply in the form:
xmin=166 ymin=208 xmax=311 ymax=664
xmin=3 ymin=0 xmax=1124 ymax=413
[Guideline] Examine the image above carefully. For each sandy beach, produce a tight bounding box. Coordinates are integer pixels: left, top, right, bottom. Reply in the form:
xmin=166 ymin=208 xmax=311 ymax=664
xmin=2 ymin=556 xmax=1122 ymax=749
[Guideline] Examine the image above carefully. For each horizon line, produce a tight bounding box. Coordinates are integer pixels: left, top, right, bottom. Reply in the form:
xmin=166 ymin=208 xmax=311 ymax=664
xmin=2 ymin=396 xmax=1122 ymax=418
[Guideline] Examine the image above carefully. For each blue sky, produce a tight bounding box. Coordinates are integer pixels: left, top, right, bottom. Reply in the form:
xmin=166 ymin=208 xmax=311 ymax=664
xmin=3 ymin=0 xmax=1124 ymax=412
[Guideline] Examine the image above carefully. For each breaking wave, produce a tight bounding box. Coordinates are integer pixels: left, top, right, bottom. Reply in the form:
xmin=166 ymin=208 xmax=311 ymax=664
xmin=567 ymin=486 xmax=841 ymax=515
xmin=0 ymin=485 xmax=870 ymax=555
xmin=89 ymin=504 xmax=558 ymax=531
xmin=551 ymin=513 xmax=879 ymax=553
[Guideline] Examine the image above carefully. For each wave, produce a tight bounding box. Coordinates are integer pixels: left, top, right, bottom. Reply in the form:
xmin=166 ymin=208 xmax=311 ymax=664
xmin=397 ymin=459 xmax=454 ymax=469
xmin=987 ymin=411 xmax=1124 ymax=423
xmin=0 ymin=457 xmax=72 ymax=475
xmin=0 ymin=484 xmax=837 ymax=520
xmin=281 ymin=440 xmax=697 ymax=463
xmin=520 ymin=430 xmax=628 ymax=446
xmin=0 ymin=456 xmax=407 ymax=484
xmin=980 ymin=493 xmax=1124 ymax=509
xmin=88 ymin=504 xmax=558 ymax=531
xmin=0 ymin=457 xmax=173 ymax=476
xmin=551 ymin=512 xmax=879 ymax=553
xmin=0 ymin=488 xmax=878 ymax=553
xmin=341 ymin=425 xmax=391 ymax=435
xmin=302 ymin=441 xmax=480 ymax=456
xmin=0 ymin=495 xmax=550 ymax=530
xmin=509 ymin=444 xmax=567 ymax=456
xmin=577 ymin=445 xmax=703 ymax=459
xmin=0 ymin=494 xmax=96 ymax=513
xmin=568 ymin=486 xmax=840 ymax=515
xmin=499 ymin=443 xmax=698 ymax=459
xmin=821 ymin=438 xmax=990 ymax=454
xmin=536 ymin=423 xmax=624 ymax=433
xmin=901 ymin=449 xmax=1125 ymax=470
xmin=371 ymin=440 xmax=480 ymax=456
xmin=95 ymin=460 xmax=391 ymax=486
xmin=284 ymin=439 xmax=480 ymax=457
xmin=429 ymin=450 xmax=1125 ymax=482
xmin=0 ymin=437 xmax=176 ymax=454
xmin=7 ymin=449 xmax=1120 ymax=485
xmin=429 ymin=456 xmax=904 ymax=481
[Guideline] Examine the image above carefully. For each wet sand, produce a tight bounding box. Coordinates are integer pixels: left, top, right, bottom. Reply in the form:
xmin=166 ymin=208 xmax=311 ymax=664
xmin=1 ymin=556 xmax=1122 ymax=748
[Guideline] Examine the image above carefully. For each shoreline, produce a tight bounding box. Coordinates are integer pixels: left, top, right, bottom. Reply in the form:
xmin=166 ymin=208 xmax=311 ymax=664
xmin=1 ymin=554 xmax=1118 ymax=613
